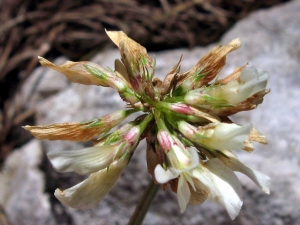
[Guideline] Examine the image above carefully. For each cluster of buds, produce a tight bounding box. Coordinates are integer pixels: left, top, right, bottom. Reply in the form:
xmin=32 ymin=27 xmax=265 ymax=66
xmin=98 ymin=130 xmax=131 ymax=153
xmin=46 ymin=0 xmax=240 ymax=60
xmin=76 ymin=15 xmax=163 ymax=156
xmin=25 ymin=31 xmax=270 ymax=219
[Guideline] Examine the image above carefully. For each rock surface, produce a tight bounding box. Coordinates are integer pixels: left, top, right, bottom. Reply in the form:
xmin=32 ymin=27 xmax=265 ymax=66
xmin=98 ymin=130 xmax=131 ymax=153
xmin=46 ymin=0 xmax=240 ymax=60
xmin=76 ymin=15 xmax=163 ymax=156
xmin=1 ymin=1 xmax=300 ymax=224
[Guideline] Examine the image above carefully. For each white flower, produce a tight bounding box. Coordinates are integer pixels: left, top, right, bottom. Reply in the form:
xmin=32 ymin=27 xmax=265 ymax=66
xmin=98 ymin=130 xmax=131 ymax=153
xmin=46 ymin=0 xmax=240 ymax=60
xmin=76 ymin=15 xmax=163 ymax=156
xmin=221 ymin=65 xmax=268 ymax=104
xmin=25 ymin=32 xmax=271 ymax=219
xmin=178 ymin=121 xmax=252 ymax=151
xmin=54 ymin=153 xmax=130 ymax=209
xmin=47 ymin=123 xmax=137 ymax=175
xmin=157 ymin=130 xmax=199 ymax=171
xmin=184 ymin=65 xmax=268 ymax=106
xmin=154 ymin=158 xmax=243 ymax=219
xmin=192 ymin=159 xmax=243 ymax=219
xmin=48 ymin=121 xmax=147 ymax=209
xmin=48 ymin=141 xmax=127 ymax=175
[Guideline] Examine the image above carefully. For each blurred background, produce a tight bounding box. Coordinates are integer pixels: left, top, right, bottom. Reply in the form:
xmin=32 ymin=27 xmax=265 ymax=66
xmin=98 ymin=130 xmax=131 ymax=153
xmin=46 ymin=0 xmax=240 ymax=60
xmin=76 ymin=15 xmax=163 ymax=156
xmin=0 ymin=0 xmax=298 ymax=225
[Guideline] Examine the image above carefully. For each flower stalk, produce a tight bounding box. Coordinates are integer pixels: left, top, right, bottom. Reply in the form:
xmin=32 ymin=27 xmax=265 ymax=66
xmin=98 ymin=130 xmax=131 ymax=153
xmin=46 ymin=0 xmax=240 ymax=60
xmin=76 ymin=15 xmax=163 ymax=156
xmin=127 ymin=180 xmax=159 ymax=225
xmin=25 ymin=31 xmax=270 ymax=221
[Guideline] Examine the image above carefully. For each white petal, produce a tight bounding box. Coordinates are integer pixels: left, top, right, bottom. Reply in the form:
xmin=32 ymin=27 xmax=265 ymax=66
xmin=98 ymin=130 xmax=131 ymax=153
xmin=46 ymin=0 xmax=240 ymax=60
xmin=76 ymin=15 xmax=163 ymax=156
xmin=177 ymin=175 xmax=191 ymax=213
xmin=209 ymin=123 xmax=252 ymax=150
xmin=54 ymin=154 xmax=129 ymax=209
xmin=48 ymin=143 xmax=123 ymax=175
xmin=239 ymin=65 xmax=268 ymax=96
xmin=222 ymin=65 xmax=268 ymax=104
xmin=218 ymin=150 xmax=271 ymax=194
xmin=192 ymin=158 xmax=243 ymax=219
xmin=154 ymin=164 xmax=180 ymax=184
xmin=186 ymin=147 xmax=200 ymax=170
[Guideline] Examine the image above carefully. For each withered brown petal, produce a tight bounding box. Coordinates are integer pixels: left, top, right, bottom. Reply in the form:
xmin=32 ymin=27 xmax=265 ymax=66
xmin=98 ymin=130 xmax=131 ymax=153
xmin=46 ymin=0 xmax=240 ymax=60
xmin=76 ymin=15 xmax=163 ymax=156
xmin=23 ymin=122 xmax=109 ymax=141
xmin=217 ymin=66 xmax=245 ymax=85
xmin=38 ymin=57 xmax=108 ymax=86
xmin=211 ymin=89 xmax=270 ymax=116
xmin=189 ymin=38 xmax=241 ymax=86
xmin=249 ymin=128 xmax=267 ymax=144
xmin=188 ymin=185 xmax=208 ymax=205
xmin=159 ymin=56 xmax=182 ymax=96
xmin=106 ymin=30 xmax=148 ymax=57
xmin=114 ymin=59 xmax=130 ymax=83
xmin=243 ymin=139 xmax=254 ymax=152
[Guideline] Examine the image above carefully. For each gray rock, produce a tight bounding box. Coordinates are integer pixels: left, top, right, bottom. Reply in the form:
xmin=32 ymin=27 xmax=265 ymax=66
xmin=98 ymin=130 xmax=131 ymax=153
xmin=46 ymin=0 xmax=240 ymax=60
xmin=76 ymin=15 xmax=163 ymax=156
xmin=7 ymin=0 xmax=300 ymax=224
xmin=0 ymin=140 xmax=55 ymax=225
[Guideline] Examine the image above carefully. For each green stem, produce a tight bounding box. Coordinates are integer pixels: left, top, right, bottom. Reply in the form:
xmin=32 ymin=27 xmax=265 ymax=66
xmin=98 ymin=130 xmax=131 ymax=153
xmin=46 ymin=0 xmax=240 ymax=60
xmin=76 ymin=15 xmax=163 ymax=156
xmin=125 ymin=108 xmax=142 ymax=116
xmin=163 ymin=96 xmax=184 ymax=103
xmin=127 ymin=179 xmax=159 ymax=225
xmin=138 ymin=113 xmax=154 ymax=132
xmin=141 ymin=94 xmax=159 ymax=108
xmin=153 ymin=109 xmax=168 ymax=131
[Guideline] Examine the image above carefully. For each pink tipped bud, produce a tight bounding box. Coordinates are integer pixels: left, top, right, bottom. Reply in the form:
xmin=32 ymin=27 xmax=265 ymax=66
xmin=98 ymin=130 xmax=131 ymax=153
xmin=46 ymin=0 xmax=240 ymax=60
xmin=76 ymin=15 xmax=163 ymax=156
xmin=124 ymin=126 xmax=141 ymax=145
xmin=157 ymin=130 xmax=199 ymax=171
xmin=157 ymin=130 xmax=173 ymax=151
xmin=170 ymin=103 xmax=194 ymax=115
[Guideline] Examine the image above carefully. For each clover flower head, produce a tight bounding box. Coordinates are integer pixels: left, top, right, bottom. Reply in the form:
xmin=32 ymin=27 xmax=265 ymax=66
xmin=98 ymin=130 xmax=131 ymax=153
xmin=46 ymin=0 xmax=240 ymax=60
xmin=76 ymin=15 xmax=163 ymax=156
xmin=25 ymin=31 xmax=270 ymax=219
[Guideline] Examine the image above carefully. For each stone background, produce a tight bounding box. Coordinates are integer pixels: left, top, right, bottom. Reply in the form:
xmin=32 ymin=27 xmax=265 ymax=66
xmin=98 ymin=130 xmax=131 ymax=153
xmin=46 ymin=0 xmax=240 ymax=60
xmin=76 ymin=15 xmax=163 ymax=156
xmin=0 ymin=1 xmax=299 ymax=224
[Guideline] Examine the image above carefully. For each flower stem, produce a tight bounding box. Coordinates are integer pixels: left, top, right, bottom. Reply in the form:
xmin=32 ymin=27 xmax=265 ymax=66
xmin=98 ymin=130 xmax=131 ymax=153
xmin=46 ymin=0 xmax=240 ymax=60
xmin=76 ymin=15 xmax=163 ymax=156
xmin=127 ymin=179 xmax=159 ymax=225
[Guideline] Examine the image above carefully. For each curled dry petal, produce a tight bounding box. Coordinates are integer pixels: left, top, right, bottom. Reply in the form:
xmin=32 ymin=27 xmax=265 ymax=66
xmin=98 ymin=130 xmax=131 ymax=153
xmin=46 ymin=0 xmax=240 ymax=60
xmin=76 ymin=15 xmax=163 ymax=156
xmin=106 ymin=30 xmax=151 ymax=65
xmin=106 ymin=30 xmax=154 ymax=96
xmin=54 ymin=153 xmax=130 ymax=209
xmin=188 ymin=187 xmax=208 ymax=206
xmin=106 ymin=31 xmax=146 ymax=53
xmin=175 ymin=39 xmax=241 ymax=92
xmin=115 ymin=59 xmax=130 ymax=83
xmin=24 ymin=122 xmax=99 ymax=141
xmin=38 ymin=56 xmax=109 ymax=86
xmin=159 ymin=56 xmax=182 ymax=96
xmin=243 ymin=128 xmax=267 ymax=152
xmin=249 ymin=128 xmax=267 ymax=144
xmin=24 ymin=109 xmax=132 ymax=141
xmin=217 ymin=66 xmax=245 ymax=85
xmin=243 ymin=139 xmax=254 ymax=152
